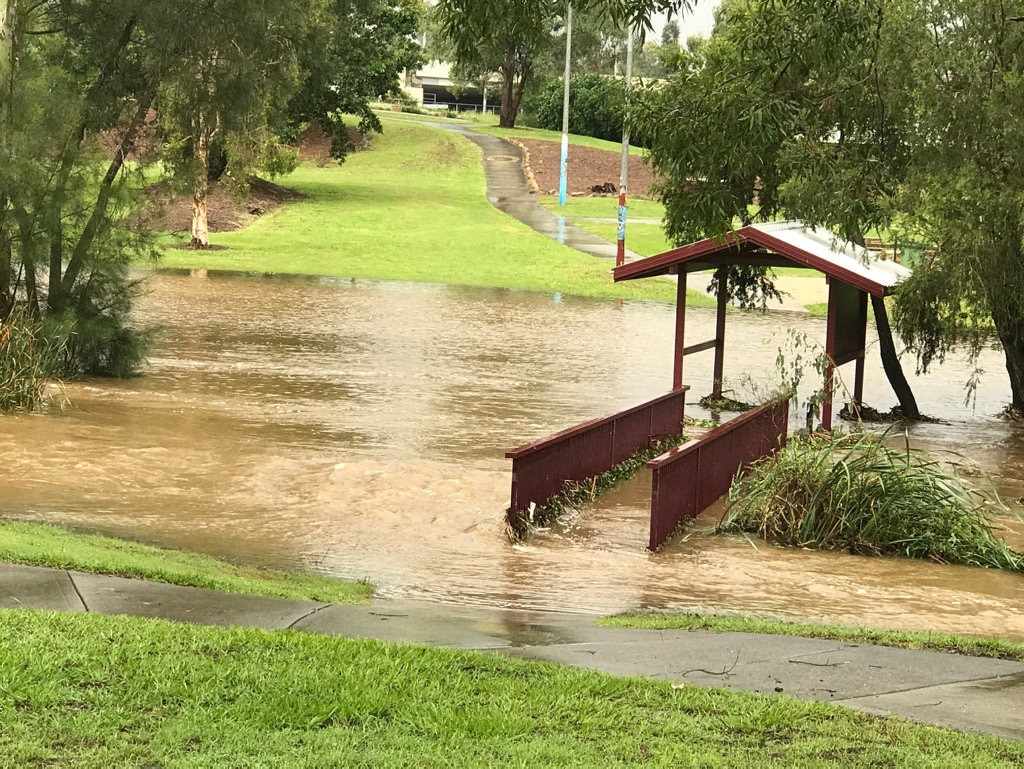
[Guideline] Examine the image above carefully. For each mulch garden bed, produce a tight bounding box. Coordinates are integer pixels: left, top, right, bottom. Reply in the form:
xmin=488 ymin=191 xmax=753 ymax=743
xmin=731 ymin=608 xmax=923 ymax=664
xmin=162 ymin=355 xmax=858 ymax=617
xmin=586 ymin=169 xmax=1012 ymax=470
xmin=510 ymin=138 xmax=659 ymax=199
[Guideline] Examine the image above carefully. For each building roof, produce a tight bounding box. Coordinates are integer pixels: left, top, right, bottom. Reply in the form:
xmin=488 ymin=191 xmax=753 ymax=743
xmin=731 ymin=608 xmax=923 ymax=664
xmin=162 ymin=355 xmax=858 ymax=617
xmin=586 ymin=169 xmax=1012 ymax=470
xmin=613 ymin=221 xmax=911 ymax=297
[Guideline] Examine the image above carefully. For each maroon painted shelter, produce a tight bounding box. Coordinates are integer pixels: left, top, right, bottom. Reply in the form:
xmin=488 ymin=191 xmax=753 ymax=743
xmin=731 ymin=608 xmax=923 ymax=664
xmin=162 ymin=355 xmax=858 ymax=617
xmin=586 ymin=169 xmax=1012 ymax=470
xmin=613 ymin=221 xmax=912 ymax=430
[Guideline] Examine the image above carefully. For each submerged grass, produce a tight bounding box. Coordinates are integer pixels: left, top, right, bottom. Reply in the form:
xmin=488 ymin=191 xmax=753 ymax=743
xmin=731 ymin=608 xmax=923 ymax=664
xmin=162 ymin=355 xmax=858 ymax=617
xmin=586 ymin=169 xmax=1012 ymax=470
xmin=4 ymin=609 xmax=1023 ymax=766
xmin=597 ymin=612 xmax=1024 ymax=661
xmin=0 ymin=520 xmax=372 ymax=603
xmin=507 ymin=433 xmax=685 ymax=540
xmin=718 ymin=432 xmax=1023 ymax=571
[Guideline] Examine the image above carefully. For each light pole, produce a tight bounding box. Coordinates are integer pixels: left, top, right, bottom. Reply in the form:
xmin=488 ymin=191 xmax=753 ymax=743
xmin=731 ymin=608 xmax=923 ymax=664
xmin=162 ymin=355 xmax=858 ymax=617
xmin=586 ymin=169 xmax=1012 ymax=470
xmin=616 ymin=26 xmax=634 ymax=267
xmin=558 ymin=3 xmax=573 ymax=206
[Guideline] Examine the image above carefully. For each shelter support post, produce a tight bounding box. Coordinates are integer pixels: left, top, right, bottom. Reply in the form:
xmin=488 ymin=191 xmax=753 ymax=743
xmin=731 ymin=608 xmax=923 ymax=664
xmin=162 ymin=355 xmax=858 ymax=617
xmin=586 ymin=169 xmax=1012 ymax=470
xmin=712 ymin=267 xmax=728 ymax=400
xmin=853 ymin=355 xmax=866 ymax=408
xmin=823 ymin=280 xmax=839 ymax=431
xmin=673 ymin=271 xmax=687 ymax=390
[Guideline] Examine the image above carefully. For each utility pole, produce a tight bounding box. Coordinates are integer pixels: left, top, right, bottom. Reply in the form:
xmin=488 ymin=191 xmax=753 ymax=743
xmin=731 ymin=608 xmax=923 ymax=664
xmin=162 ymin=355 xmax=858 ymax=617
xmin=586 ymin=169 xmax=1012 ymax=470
xmin=616 ymin=26 xmax=634 ymax=267
xmin=558 ymin=3 xmax=573 ymax=206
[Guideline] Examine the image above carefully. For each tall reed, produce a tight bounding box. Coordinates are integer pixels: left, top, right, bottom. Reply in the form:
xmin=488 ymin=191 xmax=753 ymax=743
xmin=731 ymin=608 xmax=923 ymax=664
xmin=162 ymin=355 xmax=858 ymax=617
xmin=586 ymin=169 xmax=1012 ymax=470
xmin=0 ymin=308 xmax=67 ymax=413
xmin=719 ymin=432 xmax=1023 ymax=571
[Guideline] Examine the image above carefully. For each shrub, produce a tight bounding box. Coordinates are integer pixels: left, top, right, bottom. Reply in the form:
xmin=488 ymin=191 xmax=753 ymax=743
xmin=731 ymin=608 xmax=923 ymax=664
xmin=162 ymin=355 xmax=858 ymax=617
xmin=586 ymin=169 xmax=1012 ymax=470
xmin=718 ymin=432 xmax=1023 ymax=572
xmin=529 ymin=73 xmax=627 ymax=143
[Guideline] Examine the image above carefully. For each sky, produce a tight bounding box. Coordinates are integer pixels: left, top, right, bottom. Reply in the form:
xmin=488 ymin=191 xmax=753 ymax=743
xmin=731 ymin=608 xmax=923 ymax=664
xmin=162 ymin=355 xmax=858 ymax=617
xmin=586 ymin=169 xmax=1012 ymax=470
xmin=664 ymin=1 xmax=721 ymax=40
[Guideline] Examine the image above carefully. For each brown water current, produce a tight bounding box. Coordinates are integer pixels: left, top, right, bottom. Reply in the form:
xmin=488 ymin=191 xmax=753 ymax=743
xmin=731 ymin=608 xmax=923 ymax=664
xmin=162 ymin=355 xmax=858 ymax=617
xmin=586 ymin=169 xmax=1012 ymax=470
xmin=3 ymin=271 xmax=1024 ymax=640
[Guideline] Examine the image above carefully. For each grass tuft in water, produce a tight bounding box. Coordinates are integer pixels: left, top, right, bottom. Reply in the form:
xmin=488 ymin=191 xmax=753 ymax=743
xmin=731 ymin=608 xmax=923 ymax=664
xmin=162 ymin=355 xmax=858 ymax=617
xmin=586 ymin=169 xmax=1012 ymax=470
xmin=506 ymin=433 xmax=686 ymax=541
xmin=718 ymin=432 xmax=1024 ymax=571
xmin=0 ymin=308 xmax=67 ymax=413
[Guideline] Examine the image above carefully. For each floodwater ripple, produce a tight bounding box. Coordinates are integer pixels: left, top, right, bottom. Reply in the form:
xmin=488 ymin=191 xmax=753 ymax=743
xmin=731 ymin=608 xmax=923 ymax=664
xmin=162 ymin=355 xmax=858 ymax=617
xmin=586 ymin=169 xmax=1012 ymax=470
xmin=2 ymin=271 xmax=1023 ymax=640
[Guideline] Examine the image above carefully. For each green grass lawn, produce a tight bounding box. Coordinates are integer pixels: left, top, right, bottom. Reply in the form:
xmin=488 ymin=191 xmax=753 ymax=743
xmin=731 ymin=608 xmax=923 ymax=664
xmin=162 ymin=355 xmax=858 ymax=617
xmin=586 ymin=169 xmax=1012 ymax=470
xmin=473 ymin=123 xmax=648 ymax=154
xmin=538 ymin=195 xmax=667 ymax=221
xmin=157 ymin=120 xmax=702 ymax=305
xmin=0 ymin=521 xmax=370 ymax=603
xmin=3 ymin=609 xmax=1021 ymax=767
xmin=600 ymin=612 xmax=1024 ymax=662
xmin=587 ymin=221 xmax=675 ymax=258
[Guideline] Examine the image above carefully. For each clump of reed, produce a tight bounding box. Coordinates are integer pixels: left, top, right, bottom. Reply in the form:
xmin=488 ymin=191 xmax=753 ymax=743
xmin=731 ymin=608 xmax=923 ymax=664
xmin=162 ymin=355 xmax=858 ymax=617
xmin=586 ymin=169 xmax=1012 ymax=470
xmin=0 ymin=308 xmax=67 ymax=413
xmin=506 ymin=433 xmax=686 ymax=541
xmin=718 ymin=432 xmax=1023 ymax=572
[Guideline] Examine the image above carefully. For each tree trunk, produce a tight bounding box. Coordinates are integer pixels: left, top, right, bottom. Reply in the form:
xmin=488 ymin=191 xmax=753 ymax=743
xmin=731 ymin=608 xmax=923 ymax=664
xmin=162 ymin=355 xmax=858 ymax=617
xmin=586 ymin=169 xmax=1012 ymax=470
xmin=498 ymin=49 xmax=516 ymax=128
xmin=0 ymin=0 xmax=13 ymax=100
xmin=0 ymin=1 xmax=16 ymax=316
xmin=999 ymin=329 xmax=1024 ymax=414
xmin=498 ymin=42 xmax=530 ymax=129
xmin=190 ymin=128 xmax=211 ymax=248
xmin=509 ymin=64 xmax=530 ymax=128
xmin=60 ymin=78 xmax=159 ymax=298
xmin=990 ymin=299 xmax=1024 ymax=413
xmin=871 ymin=294 xmax=920 ymax=419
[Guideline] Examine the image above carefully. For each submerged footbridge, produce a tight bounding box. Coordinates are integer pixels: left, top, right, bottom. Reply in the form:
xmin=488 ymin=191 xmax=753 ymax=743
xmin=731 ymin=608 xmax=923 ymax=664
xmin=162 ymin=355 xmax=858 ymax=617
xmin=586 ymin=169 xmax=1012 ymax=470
xmin=508 ymin=222 xmax=914 ymax=550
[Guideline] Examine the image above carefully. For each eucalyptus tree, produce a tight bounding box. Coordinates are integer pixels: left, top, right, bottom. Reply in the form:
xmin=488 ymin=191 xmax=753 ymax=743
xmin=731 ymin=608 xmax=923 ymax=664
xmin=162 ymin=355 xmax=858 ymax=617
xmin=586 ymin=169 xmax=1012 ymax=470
xmin=287 ymin=0 xmax=425 ymax=159
xmin=0 ymin=0 xmax=188 ymax=374
xmin=890 ymin=0 xmax=1024 ymax=413
xmin=434 ymin=0 xmax=564 ymax=127
xmin=159 ymin=0 xmax=315 ymax=248
xmin=0 ymin=0 xmax=317 ymax=373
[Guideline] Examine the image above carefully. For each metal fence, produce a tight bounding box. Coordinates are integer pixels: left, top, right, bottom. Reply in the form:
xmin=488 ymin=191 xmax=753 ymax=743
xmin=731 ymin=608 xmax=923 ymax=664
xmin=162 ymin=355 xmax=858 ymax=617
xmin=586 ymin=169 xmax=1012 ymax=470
xmin=506 ymin=388 xmax=689 ymax=515
xmin=646 ymin=397 xmax=791 ymax=551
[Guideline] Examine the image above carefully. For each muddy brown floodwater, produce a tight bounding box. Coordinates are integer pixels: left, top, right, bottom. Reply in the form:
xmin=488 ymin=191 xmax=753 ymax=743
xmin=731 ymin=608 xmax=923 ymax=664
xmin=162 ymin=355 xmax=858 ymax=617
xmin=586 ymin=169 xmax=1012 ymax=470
xmin=3 ymin=271 xmax=1024 ymax=640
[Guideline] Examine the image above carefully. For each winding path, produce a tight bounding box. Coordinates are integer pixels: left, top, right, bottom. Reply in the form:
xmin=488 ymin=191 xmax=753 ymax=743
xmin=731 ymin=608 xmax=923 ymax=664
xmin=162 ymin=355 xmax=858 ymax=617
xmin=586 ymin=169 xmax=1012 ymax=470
xmin=437 ymin=123 xmax=646 ymax=264
xmin=433 ymin=122 xmax=825 ymax=310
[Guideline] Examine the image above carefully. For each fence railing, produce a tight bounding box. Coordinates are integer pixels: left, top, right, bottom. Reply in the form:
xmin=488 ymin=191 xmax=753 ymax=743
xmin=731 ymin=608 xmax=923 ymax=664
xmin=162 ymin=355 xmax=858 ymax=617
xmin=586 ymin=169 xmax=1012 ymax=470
xmin=646 ymin=397 xmax=791 ymax=551
xmin=506 ymin=388 xmax=689 ymax=516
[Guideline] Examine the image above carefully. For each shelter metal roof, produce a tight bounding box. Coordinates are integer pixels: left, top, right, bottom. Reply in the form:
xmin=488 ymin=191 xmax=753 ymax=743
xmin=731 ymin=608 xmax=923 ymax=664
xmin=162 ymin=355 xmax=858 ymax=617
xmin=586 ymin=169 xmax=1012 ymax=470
xmin=613 ymin=221 xmax=911 ymax=297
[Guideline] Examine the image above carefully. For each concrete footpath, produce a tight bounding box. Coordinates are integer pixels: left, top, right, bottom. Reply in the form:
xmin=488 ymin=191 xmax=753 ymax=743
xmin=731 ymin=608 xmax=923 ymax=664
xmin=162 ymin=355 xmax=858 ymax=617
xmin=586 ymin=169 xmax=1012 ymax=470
xmin=3 ymin=563 xmax=1023 ymax=742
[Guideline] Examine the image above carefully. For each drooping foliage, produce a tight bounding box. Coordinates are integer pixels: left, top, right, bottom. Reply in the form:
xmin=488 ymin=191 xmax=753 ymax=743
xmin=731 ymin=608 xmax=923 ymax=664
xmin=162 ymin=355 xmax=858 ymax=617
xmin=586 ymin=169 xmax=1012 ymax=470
xmin=634 ymin=0 xmax=1024 ymax=412
xmin=435 ymin=0 xmax=564 ymax=127
xmin=887 ymin=0 xmax=1024 ymax=413
xmin=0 ymin=0 xmax=179 ymax=380
xmin=633 ymin=0 xmax=923 ymax=247
xmin=286 ymin=0 xmax=425 ymax=158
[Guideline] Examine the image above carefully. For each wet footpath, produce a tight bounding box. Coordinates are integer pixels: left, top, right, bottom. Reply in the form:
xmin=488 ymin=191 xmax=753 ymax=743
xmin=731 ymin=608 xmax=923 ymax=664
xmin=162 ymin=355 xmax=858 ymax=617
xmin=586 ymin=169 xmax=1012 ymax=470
xmin=4 ymin=562 xmax=1023 ymax=743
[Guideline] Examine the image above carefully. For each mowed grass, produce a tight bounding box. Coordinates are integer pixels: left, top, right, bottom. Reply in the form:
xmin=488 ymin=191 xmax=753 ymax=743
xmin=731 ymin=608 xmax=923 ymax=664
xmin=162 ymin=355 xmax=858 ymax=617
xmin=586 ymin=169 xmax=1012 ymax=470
xmin=599 ymin=613 xmax=1024 ymax=662
xmin=538 ymin=196 xmax=668 ymax=221
xmin=3 ymin=610 xmax=1022 ymax=767
xmin=473 ymin=123 xmax=648 ymax=154
xmin=587 ymin=221 xmax=676 ymax=258
xmin=158 ymin=120 xmax=692 ymax=305
xmin=0 ymin=520 xmax=370 ymax=603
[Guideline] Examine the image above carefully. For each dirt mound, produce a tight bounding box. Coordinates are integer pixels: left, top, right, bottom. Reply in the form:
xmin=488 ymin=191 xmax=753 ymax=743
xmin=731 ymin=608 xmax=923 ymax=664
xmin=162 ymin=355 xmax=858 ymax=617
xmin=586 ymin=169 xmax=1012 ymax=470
xmin=139 ymin=124 xmax=372 ymax=235
xmin=142 ymin=178 xmax=305 ymax=235
xmin=512 ymin=138 xmax=659 ymax=199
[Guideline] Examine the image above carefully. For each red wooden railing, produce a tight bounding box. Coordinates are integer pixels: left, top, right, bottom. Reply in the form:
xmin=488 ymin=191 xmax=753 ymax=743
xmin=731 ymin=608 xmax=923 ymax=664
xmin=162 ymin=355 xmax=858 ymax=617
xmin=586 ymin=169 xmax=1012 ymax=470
xmin=506 ymin=388 xmax=689 ymax=516
xmin=646 ymin=397 xmax=790 ymax=551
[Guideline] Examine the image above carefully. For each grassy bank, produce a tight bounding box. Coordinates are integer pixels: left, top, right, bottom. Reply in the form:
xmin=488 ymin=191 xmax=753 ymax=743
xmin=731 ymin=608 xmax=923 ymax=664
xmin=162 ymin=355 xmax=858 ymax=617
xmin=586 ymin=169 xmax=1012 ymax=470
xmin=0 ymin=520 xmax=370 ymax=603
xmin=473 ymin=123 xmax=648 ymax=154
xmin=3 ymin=610 xmax=1021 ymax=767
xmin=157 ymin=120 xmax=700 ymax=305
xmin=599 ymin=613 xmax=1024 ymax=662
